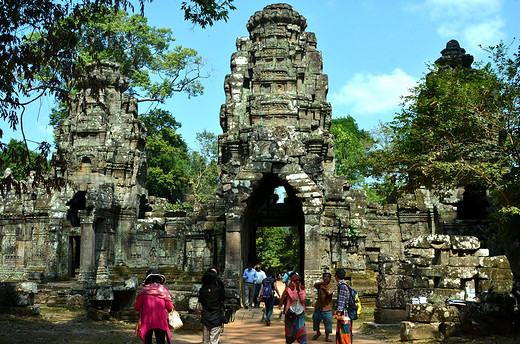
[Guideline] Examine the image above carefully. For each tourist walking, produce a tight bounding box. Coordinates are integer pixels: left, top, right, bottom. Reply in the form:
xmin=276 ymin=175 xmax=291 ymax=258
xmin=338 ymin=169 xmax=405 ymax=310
xmin=242 ymin=263 xmax=257 ymax=308
xmin=253 ymin=264 xmax=267 ymax=308
xmin=279 ymin=274 xmax=307 ymax=344
xmin=199 ymin=270 xmax=226 ymax=344
xmin=257 ymin=268 xmax=276 ymax=325
xmin=312 ymin=272 xmax=334 ymax=342
xmin=134 ymin=269 xmax=173 ymax=344
xmin=274 ymin=273 xmax=286 ymax=305
xmin=334 ymin=269 xmax=352 ymax=344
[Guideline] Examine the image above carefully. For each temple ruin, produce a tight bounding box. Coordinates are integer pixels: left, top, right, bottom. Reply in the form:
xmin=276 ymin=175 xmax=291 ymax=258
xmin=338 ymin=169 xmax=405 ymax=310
xmin=0 ymin=4 xmax=514 ymax=329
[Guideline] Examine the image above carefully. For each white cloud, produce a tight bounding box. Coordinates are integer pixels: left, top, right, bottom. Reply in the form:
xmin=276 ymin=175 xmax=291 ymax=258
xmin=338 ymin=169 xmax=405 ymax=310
xmin=462 ymin=17 xmax=505 ymax=50
xmin=329 ymin=68 xmax=417 ymax=117
xmin=406 ymin=0 xmax=506 ymax=50
xmin=408 ymin=0 xmax=502 ymax=19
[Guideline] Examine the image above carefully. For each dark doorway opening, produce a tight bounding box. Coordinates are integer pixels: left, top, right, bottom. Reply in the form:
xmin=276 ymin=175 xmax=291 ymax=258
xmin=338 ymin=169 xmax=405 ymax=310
xmin=69 ymin=236 xmax=81 ymax=277
xmin=243 ymin=173 xmax=304 ymax=275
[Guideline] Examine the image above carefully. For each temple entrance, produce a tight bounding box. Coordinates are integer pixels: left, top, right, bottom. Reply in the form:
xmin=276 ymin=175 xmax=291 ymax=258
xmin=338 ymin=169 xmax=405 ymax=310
xmin=243 ymin=174 xmax=304 ymax=273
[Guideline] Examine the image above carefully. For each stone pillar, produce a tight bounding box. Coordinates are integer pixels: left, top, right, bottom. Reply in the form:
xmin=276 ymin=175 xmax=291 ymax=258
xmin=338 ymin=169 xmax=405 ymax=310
xmin=304 ymin=213 xmax=321 ymax=271
xmin=78 ymin=217 xmax=95 ymax=284
xmin=224 ymin=216 xmax=242 ymax=281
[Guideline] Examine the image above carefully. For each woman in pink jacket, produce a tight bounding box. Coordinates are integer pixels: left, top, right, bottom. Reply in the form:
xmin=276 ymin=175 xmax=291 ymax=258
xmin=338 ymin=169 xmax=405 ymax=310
xmin=134 ymin=269 xmax=174 ymax=344
xmin=279 ymin=273 xmax=307 ymax=343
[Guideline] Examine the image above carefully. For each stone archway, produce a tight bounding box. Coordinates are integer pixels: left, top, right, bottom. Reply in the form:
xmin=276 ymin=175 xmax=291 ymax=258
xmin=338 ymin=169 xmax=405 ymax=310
xmin=242 ymin=173 xmax=305 ymax=271
xmin=218 ymin=4 xmax=338 ymax=287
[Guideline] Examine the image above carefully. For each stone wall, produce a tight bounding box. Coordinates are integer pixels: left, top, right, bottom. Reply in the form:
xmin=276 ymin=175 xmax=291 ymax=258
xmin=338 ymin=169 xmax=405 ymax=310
xmin=376 ymin=234 xmax=513 ymax=324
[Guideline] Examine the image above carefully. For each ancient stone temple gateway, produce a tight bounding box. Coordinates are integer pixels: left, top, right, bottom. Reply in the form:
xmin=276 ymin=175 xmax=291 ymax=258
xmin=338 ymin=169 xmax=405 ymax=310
xmin=0 ymin=4 xmax=513 ymax=325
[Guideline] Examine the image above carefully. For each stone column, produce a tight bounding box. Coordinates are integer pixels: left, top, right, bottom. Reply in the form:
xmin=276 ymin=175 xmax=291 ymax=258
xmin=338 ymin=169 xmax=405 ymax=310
xmin=78 ymin=216 xmax=96 ymax=284
xmin=304 ymin=213 xmax=321 ymax=272
xmin=223 ymin=213 xmax=243 ymax=301
xmin=224 ymin=215 xmax=242 ymax=281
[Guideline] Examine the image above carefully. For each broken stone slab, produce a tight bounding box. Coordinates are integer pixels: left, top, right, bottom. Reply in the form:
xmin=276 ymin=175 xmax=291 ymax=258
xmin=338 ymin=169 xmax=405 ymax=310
xmin=406 ymin=303 xmax=459 ymax=323
xmin=450 ymin=236 xmax=480 ymax=250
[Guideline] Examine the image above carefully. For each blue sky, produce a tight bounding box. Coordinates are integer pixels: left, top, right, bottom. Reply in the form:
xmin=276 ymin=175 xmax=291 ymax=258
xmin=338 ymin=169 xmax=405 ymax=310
xmin=4 ymin=0 xmax=520 ymax=151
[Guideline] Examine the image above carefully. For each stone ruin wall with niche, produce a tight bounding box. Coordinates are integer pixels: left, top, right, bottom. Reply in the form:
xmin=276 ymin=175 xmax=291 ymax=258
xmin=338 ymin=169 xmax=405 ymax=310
xmin=0 ymin=3 xmax=514 ymax=322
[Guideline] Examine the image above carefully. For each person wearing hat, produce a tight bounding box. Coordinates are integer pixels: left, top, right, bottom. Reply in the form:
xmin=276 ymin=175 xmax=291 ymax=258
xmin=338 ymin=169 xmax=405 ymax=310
xmin=134 ymin=269 xmax=173 ymax=344
xmin=278 ymin=273 xmax=307 ymax=344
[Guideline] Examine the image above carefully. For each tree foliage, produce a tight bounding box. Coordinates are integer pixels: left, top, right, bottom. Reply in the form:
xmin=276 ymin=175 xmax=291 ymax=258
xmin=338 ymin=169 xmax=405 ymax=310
xmin=368 ymin=41 xmax=520 ymax=259
xmin=139 ymin=109 xmax=189 ymax=204
xmin=256 ymin=226 xmax=300 ymax=273
xmin=0 ymin=139 xmax=48 ymax=180
xmin=47 ymin=8 xmax=207 ymax=131
xmin=186 ymin=130 xmax=219 ymax=211
xmin=330 ymin=116 xmax=373 ymax=185
xmin=1 ymin=0 xmax=235 ymax=175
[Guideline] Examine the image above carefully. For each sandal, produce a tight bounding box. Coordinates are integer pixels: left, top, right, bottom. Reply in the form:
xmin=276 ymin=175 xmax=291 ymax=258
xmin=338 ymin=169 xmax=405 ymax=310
xmin=312 ymin=333 xmax=321 ymax=340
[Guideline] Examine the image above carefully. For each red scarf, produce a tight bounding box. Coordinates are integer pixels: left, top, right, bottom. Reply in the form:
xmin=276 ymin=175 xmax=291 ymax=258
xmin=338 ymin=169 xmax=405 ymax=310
xmin=139 ymin=283 xmax=172 ymax=302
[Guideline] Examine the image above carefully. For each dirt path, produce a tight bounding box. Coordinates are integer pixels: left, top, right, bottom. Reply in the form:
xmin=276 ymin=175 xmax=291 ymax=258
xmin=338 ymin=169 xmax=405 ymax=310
xmin=0 ymin=306 xmax=400 ymax=344
xmin=183 ymin=307 xmax=393 ymax=344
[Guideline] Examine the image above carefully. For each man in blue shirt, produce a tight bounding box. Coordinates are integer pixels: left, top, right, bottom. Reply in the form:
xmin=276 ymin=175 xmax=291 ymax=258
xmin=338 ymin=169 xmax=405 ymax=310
xmin=242 ymin=263 xmax=257 ymax=309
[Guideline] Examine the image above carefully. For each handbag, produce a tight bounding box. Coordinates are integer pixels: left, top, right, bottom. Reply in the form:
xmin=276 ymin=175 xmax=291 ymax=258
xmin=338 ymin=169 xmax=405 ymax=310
xmin=168 ymin=309 xmax=183 ymax=330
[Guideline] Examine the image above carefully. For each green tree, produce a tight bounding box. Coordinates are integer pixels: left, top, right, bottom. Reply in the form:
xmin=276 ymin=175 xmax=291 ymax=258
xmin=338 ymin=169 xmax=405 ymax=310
xmin=0 ymin=139 xmax=49 ymax=181
xmin=256 ymin=226 xmax=300 ymax=272
xmin=330 ymin=116 xmax=373 ymax=185
xmin=139 ymin=109 xmax=189 ymax=204
xmin=1 ymin=0 xmax=235 ymax=174
xmin=186 ymin=130 xmax=219 ymax=211
xmin=48 ymin=8 xmax=207 ymax=129
xmin=369 ymin=41 xmax=520 ymax=268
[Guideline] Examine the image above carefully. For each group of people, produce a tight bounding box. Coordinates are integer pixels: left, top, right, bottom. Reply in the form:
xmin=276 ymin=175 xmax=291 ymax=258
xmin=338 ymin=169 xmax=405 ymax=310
xmin=134 ymin=266 xmax=226 ymax=344
xmin=243 ymin=264 xmax=355 ymax=344
xmin=134 ymin=265 xmax=356 ymax=344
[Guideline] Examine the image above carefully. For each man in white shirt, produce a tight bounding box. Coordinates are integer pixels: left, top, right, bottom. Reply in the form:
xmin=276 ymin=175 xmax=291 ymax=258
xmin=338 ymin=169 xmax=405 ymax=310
xmin=253 ymin=264 xmax=267 ymax=308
